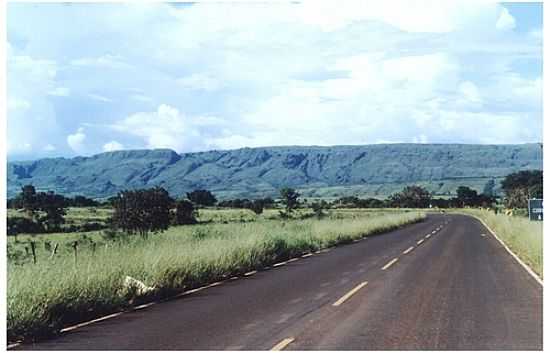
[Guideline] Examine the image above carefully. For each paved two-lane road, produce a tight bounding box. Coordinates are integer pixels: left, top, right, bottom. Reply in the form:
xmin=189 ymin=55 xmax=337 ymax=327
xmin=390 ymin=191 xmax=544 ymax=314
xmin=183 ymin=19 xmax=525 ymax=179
xmin=15 ymin=214 xmax=542 ymax=350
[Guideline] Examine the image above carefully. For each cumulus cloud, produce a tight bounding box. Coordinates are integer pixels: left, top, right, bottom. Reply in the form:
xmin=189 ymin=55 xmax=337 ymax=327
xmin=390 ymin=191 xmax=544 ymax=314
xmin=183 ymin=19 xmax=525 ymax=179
xmin=496 ymin=8 xmax=516 ymax=31
xmin=111 ymin=104 xmax=202 ymax=152
xmin=67 ymin=127 xmax=87 ymax=153
xmin=103 ymin=140 xmax=124 ymax=152
xmin=6 ymin=2 xmax=541 ymax=159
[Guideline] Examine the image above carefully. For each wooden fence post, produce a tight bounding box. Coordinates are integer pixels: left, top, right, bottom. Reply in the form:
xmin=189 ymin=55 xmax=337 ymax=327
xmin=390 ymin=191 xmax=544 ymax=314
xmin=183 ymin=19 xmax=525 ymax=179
xmin=50 ymin=243 xmax=59 ymax=259
xmin=72 ymin=241 xmax=78 ymax=266
xmin=30 ymin=241 xmax=36 ymax=264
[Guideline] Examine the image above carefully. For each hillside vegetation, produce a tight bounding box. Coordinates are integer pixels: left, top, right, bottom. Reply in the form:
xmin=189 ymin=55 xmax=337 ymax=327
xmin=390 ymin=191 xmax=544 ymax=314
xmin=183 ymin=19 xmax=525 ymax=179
xmin=8 ymin=143 xmax=542 ymax=199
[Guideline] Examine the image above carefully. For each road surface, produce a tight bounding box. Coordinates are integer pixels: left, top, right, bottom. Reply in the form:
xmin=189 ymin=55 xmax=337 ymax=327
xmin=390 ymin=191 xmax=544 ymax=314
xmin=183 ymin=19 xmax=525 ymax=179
xmin=14 ymin=214 xmax=542 ymax=350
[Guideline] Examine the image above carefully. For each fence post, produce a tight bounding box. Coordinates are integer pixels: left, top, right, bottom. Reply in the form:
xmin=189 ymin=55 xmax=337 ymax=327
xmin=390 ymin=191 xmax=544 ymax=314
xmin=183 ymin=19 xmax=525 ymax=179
xmin=30 ymin=241 xmax=36 ymax=264
xmin=72 ymin=241 xmax=78 ymax=266
xmin=50 ymin=243 xmax=59 ymax=259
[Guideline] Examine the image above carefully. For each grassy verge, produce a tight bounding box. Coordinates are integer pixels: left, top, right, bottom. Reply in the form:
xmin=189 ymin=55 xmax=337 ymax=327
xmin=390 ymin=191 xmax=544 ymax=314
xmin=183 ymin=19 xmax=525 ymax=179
xmin=8 ymin=211 xmax=425 ymax=342
xmin=454 ymin=209 xmax=542 ymax=278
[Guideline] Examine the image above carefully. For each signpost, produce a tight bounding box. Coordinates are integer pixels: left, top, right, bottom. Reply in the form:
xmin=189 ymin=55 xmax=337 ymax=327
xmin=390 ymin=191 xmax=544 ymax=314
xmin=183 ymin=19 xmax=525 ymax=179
xmin=528 ymin=199 xmax=543 ymax=221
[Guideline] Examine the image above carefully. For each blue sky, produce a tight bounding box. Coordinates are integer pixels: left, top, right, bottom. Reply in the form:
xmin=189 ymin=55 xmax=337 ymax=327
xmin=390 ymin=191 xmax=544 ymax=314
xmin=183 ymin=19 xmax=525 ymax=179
xmin=7 ymin=2 xmax=542 ymax=160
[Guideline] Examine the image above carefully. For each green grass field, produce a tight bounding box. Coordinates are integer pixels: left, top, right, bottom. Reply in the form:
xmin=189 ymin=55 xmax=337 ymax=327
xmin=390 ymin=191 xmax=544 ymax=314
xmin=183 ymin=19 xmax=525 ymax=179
xmin=454 ymin=209 xmax=542 ymax=278
xmin=7 ymin=209 xmax=425 ymax=342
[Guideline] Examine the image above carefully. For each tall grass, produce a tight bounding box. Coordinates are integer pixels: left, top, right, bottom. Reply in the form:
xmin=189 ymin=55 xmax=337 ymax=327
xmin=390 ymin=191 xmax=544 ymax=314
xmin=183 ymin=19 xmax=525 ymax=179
xmin=457 ymin=209 xmax=542 ymax=277
xmin=8 ymin=212 xmax=424 ymax=342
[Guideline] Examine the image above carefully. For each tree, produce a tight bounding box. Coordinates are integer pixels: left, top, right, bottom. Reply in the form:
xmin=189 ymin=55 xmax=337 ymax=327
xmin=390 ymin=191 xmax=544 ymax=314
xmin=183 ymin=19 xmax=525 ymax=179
xmin=388 ymin=185 xmax=431 ymax=208
xmin=19 ymin=185 xmax=39 ymax=220
xmin=186 ymin=189 xmax=217 ymax=207
xmin=37 ymin=192 xmax=67 ymax=231
xmin=456 ymin=186 xmax=478 ymax=207
xmin=482 ymin=179 xmax=496 ymax=196
xmin=311 ymin=200 xmax=329 ymax=219
xmin=280 ymin=187 xmax=300 ymax=217
xmin=173 ymin=199 xmax=198 ymax=225
xmin=247 ymin=200 xmax=264 ymax=215
xmin=501 ymin=170 xmax=543 ymax=208
xmin=112 ymin=187 xmax=174 ymax=238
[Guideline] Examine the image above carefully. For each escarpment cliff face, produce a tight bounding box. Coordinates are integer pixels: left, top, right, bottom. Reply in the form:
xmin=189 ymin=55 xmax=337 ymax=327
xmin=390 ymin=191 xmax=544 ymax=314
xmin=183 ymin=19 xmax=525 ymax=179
xmin=8 ymin=144 xmax=542 ymax=199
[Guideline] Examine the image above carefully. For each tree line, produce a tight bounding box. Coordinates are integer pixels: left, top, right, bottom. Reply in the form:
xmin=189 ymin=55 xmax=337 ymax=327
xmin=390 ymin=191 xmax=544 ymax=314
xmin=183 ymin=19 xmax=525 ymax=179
xmin=7 ymin=169 xmax=542 ymax=236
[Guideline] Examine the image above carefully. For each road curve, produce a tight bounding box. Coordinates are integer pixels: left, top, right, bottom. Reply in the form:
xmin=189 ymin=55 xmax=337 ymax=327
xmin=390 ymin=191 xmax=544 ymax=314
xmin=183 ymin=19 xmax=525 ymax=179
xmin=13 ymin=214 xmax=542 ymax=350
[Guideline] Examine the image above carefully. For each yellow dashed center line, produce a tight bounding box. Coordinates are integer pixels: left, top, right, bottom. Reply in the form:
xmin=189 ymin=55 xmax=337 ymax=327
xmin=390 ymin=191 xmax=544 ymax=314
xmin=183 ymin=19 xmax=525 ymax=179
xmin=270 ymin=337 xmax=295 ymax=351
xmin=381 ymin=258 xmax=399 ymax=270
xmin=403 ymin=246 xmax=414 ymax=254
xmin=332 ymin=281 xmax=368 ymax=306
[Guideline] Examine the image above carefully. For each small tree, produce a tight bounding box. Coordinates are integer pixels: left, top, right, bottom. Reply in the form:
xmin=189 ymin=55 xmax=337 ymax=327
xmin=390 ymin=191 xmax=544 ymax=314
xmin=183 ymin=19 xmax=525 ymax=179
xmin=19 ymin=185 xmax=39 ymax=220
xmin=174 ymin=199 xmax=198 ymax=225
xmin=37 ymin=192 xmax=67 ymax=232
xmin=187 ymin=189 xmax=217 ymax=207
xmin=388 ymin=185 xmax=431 ymax=208
xmin=456 ymin=186 xmax=478 ymax=207
xmin=247 ymin=200 xmax=264 ymax=215
xmin=501 ymin=170 xmax=543 ymax=209
xmin=280 ymin=187 xmax=300 ymax=217
xmin=311 ymin=200 xmax=329 ymax=219
xmin=112 ymin=187 xmax=174 ymax=238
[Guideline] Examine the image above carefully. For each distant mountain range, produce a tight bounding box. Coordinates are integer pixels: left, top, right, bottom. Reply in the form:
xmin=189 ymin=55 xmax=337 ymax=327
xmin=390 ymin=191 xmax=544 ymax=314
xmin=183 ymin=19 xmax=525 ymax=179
xmin=7 ymin=144 xmax=542 ymax=200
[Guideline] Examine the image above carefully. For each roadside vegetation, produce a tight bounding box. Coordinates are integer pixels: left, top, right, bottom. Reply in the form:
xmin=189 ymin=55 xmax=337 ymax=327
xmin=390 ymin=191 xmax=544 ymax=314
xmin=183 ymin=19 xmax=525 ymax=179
xmin=7 ymin=210 xmax=425 ymax=342
xmin=6 ymin=169 xmax=542 ymax=342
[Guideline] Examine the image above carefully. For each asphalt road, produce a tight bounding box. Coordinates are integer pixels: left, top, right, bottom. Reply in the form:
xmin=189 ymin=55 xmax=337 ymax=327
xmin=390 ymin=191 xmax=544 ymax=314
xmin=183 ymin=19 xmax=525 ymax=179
xmin=15 ymin=213 xmax=542 ymax=350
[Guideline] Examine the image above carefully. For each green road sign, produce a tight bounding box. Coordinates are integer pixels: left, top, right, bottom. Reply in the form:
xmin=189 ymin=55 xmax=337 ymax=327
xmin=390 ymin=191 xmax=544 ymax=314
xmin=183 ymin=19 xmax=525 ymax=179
xmin=528 ymin=199 xmax=543 ymax=221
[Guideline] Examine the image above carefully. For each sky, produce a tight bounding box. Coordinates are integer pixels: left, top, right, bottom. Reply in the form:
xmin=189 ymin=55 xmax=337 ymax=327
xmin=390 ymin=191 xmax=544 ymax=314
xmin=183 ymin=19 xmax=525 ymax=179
xmin=6 ymin=1 xmax=543 ymax=160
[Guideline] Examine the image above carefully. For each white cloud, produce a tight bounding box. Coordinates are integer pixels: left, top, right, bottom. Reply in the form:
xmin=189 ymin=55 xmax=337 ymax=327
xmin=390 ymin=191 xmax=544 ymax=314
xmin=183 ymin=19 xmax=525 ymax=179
xmin=112 ymin=104 xmax=202 ymax=152
xmin=48 ymin=87 xmax=70 ymax=97
xmin=87 ymin=93 xmax=113 ymax=103
xmin=177 ymin=73 xmax=220 ymax=92
xmin=6 ymin=2 xmax=541 ymax=158
xmin=67 ymin=127 xmax=87 ymax=153
xmin=496 ymin=8 xmax=516 ymax=31
xmin=8 ymin=97 xmax=30 ymax=111
xmin=103 ymin=140 xmax=124 ymax=152
xmin=70 ymin=54 xmax=131 ymax=69
xmin=130 ymin=94 xmax=153 ymax=103
xmin=458 ymin=81 xmax=482 ymax=104
xmin=43 ymin=144 xmax=56 ymax=151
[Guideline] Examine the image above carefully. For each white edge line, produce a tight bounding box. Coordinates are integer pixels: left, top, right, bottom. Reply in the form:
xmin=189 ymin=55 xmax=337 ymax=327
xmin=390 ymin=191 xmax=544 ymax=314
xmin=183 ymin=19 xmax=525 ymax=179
xmin=273 ymin=261 xmax=287 ymax=267
xmin=270 ymin=337 xmax=295 ymax=351
xmin=403 ymin=246 xmax=414 ymax=254
xmin=244 ymin=271 xmax=257 ymax=276
xmin=425 ymin=234 xmax=431 ymax=239
xmin=286 ymin=258 xmax=299 ymax=263
xmin=60 ymin=312 xmax=124 ymax=333
xmin=470 ymin=214 xmax=543 ymax=287
xmin=417 ymin=239 xmax=425 ymax=245
xmin=301 ymin=253 xmax=313 ymax=258
xmin=7 ymin=343 xmax=21 ymax=349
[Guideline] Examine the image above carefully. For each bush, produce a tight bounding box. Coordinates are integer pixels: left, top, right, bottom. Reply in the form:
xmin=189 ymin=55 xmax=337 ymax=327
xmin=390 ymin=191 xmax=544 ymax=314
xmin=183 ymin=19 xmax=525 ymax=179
xmin=7 ymin=217 xmax=45 ymax=235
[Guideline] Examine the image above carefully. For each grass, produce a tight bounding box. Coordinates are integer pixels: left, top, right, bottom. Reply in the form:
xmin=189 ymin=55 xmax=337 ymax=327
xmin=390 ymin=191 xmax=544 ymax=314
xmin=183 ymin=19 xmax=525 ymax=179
xmin=454 ymin=209 xmax=542 ymax=278
xmin=7 ymin=210 xmax=425 ymax=342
